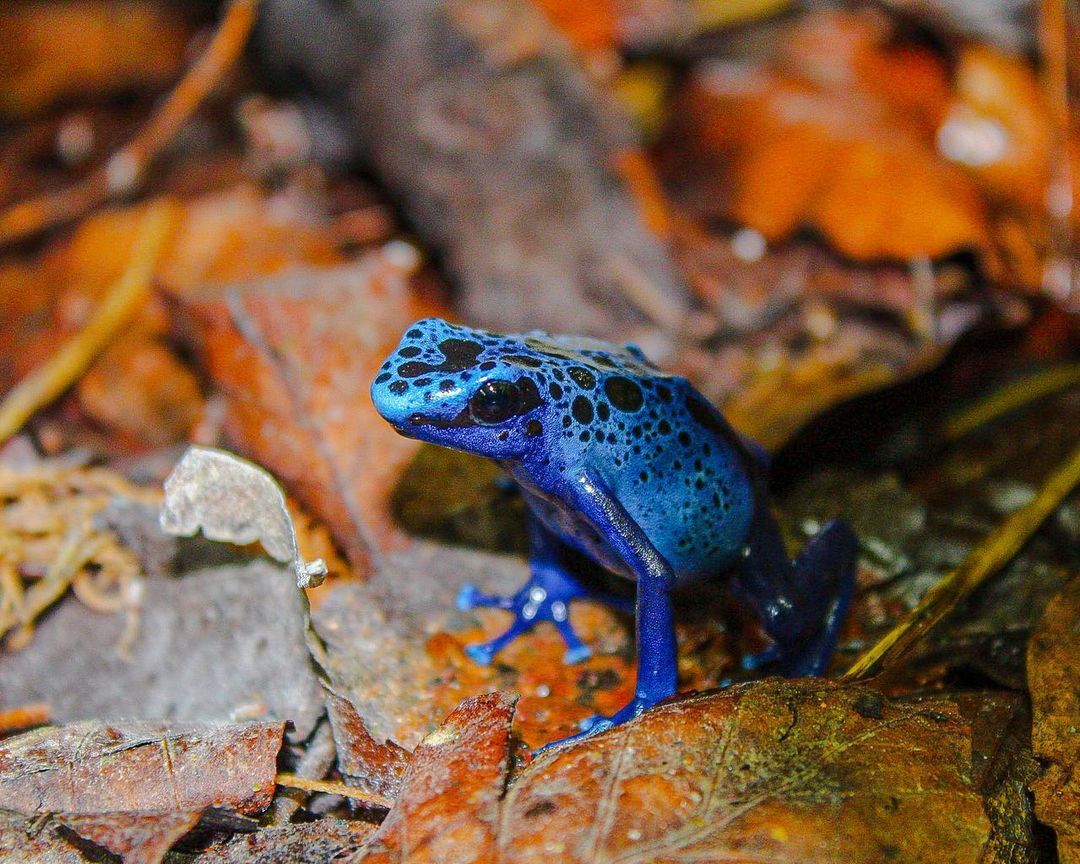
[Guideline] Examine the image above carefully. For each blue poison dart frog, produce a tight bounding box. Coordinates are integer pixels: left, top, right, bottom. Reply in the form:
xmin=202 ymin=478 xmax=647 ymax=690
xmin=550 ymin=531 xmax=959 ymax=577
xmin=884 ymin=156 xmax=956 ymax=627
xmin=371 ymin=318 xmax=857 ymax=738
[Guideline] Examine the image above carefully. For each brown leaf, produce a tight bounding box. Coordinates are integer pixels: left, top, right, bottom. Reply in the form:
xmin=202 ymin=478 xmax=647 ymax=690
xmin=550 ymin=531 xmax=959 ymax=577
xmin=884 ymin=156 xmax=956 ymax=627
xmin=346 ymin=679 xmax=991 ymax=862
xmin=0 ymin=720 xmax=283 ymax=816
xmin=314 ymin=542 xmax=642 ymax=750
xmin=0 ymin=809 xmax=86 ymax=863
xmin=198 ymin=818 xmax=377 ymax=864
xmin=357 ymin=692 xmax=517 ymax=863
xmin=0 ymin=2 xmax=190 ymax=119
xmin=1027 ymin=574 xmax=1080 ymax=864
xmin=56 ymin=810 xmax=201 ymax=864
xmin=176 ymin=247 xmax=447 ymax=574
xmin=325 ymin=688 xmax=410 ymax=800
xmin=662 ymin=10 xmax=993 ymax=265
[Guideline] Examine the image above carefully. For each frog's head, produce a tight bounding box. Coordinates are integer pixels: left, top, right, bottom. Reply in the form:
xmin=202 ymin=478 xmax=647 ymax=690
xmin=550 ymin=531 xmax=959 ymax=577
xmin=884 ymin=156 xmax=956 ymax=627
xmin=371 ymin=318 xmax=551 ymax=459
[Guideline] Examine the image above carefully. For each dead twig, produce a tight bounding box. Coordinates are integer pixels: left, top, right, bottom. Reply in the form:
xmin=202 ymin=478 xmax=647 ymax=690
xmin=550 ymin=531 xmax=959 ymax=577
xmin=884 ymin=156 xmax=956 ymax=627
xmin=275 ymin=772 xmax=394 ymax=810
xmin=0 ymin=199 xmax=178 ymax=446
xmin=0 ymin=702 xmax=50 ymax=735
xmin=942 ymin=362 xmax=1080 ymax=440
xmin=843 ymin=439 xmax=1080 ymax=680
xmin=0 ymin=0 xmax=259 ymax=246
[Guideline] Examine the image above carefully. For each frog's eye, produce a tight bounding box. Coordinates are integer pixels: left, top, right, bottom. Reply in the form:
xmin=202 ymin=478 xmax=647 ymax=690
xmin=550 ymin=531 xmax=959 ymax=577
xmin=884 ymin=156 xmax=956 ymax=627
xmin=468 ymin=380 xmax=522 ymax=425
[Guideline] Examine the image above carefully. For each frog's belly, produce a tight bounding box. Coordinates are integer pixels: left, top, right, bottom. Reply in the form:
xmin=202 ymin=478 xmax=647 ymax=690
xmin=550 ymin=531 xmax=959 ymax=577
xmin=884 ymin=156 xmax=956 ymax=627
xmin=523 ymin=487 xmax=751 ymax=583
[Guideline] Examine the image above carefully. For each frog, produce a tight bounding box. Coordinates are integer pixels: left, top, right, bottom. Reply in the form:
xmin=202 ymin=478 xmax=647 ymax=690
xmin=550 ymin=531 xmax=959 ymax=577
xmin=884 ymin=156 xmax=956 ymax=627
xmin=371 ymin=317 xmax=857 ymax=737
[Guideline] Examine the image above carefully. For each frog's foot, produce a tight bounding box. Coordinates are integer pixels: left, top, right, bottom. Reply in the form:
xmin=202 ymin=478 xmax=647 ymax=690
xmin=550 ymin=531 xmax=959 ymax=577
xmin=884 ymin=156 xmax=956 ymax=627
xmin=456 ymin=565 xmax=596 ymax=666
xmin=740 ymin=644 xmax=780 ymax=672
xmin=771 ymin=520 xmax=858 ymax=677
xmin=578 ymin=695 xmax=656 ymax=733
xmin=533 ymin=696 xmax=658 ymax=754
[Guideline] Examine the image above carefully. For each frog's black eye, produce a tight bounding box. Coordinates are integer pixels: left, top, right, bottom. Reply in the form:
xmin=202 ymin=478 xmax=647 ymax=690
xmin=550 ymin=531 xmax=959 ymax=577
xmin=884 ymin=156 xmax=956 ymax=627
xmin=468 ymin=380 xmax=522 ymax=425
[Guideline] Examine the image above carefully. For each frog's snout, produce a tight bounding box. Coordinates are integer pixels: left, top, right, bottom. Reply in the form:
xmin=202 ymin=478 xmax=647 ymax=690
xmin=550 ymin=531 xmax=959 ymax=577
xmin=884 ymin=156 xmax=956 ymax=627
xmin=370 ymin=369 xmax=413 ymax=430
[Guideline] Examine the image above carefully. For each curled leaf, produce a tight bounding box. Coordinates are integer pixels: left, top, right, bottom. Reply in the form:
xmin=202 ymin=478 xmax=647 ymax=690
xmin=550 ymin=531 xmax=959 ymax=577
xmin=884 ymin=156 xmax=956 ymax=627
xmin=160 ymin=445 xmax=327 ymax=588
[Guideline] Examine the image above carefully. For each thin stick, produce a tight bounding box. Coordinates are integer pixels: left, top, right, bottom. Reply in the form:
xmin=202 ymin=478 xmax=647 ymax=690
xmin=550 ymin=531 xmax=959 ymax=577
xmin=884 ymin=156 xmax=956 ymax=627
xmin=275 ymin=773 xmax=395 ymax=809
xmin=0 ymin=703 xmax=50 ymax=735
xmin=0 ymin=200 xmax=178 ymax=446
xmin=0 ymin=0 xmax=259 ymax=246
xmin=843 ymin=439 xmax=1080 ymax=680
xmin=942 ymin=363 xmax=1080 ymax=440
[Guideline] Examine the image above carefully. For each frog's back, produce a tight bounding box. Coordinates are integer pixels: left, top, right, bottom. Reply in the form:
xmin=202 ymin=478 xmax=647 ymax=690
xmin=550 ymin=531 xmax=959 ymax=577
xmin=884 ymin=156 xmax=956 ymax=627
xmin=515 ymin=335 xmax=756 ymax=580
xmin=372 ymin=319 xmax=755 ymax=581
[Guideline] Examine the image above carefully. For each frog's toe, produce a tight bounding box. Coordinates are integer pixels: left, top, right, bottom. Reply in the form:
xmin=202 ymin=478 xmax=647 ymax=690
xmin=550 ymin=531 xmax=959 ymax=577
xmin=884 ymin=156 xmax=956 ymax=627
xmin=577 ymin=696 xmax=655 ymax=733
xmin=456 ymin=584 xmax=478 ymax=611
xmin=578 ymin=713 xmax=615 ymax=734
xmin=456 ymin=583 xmax=514 ymax=611
xmin=553 ymin=616 xmax=592 ymax=664
xmin=740 ymin=644 xmax=780 ymax=672
xmin=564 ymin=644 xmax=592 ymax=664
xmin=465 ymin=642 xmax=497 ymax=665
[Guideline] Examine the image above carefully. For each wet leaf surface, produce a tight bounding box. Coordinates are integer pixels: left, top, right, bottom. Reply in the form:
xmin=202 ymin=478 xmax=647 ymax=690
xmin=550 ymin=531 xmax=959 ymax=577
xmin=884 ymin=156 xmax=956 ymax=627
xmin=1027 ymin=574 xmax=1080 ymax=864
xmin=0 ymin=719 xmax=282 ymax=815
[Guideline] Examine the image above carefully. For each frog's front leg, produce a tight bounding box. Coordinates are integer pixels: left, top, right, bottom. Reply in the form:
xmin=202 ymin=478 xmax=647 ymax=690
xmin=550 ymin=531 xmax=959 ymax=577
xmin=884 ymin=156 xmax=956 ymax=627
xmin=457 ymin=518 xmax=608 ymax=665
xmin=565 ymin=471 xmax=678 ymax=738
xmin=735 ymin=495 xmax=857 ymax=676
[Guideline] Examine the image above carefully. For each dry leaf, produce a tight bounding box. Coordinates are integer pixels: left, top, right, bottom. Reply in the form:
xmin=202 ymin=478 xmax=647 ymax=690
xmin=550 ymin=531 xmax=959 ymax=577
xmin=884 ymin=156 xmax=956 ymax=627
xmin=347 ymin=679 xmax=993 ymax=862
xmin=663 ymin=10 xmax=994 ymax=264
xmin=177 ymin=245 xmax=446 ymax=574
xmin=0 ymin=720 xmax=283 ymax=815
xmin=161 ymin=445 xmax=327 ymax=588
xmin=0 ymin=1 xmax=190 ymax=118
xmin=1027 ymin=574 xmax=1080 ymax=864
xmin=325 ymin=687 xmax=410 ymax=800
xmin=56 ymin=810 xmax=201 ymax=864
xmin=0 ymin=561 xmax=325 ymax=745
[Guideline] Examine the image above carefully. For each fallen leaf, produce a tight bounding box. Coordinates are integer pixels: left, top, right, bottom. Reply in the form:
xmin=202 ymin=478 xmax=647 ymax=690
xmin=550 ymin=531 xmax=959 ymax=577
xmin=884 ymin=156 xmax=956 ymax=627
xmin=76 ymin=337 xmax=203 ymax=447
xmin=346 ymin=679 xmax=992 ymax=862
xmin=314 ymin=541 xmax=640 ymax=750
xmin=198 ymin=818 xmax=378 ymax=864
xmin=1027 ymin=574 xmax=1080 ymax=864
xmin=177 ymin=245 xmax=446 ymax=574
xmin=954 ymin=693 xmax=1041 ymax=864
xmin=161 ymin=445 xmax=327 ymax=588
xmin=0 ymin=810 xmax=86 ymax=864
xmin=0 ymin=1 xmax=190 ymax=119
xmin=662 ymin=10 xmax=994 ymax=264
xmin=0 ymin=719 xmax=283 ymax=815
xmin=0 ymin=561 xmax=325 ymax=743
xmin=357 ymin=692 xmax=517 ymax=863
xmin=325 ymin=688 xmax=410 ymax=800
xmin=56 ymin=810 xmax=201 ymax=864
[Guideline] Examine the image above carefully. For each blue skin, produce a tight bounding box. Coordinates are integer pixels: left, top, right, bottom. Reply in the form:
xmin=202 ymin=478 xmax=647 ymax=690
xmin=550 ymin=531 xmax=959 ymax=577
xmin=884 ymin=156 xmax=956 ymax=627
xmin=371 ymin=318 xmax=857 ymax=739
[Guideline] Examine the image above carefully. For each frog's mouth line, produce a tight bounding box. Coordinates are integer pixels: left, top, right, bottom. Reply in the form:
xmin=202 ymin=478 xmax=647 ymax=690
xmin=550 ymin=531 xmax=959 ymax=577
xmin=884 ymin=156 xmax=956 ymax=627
xmin=406 ymin=409 xmax=476 ymax=430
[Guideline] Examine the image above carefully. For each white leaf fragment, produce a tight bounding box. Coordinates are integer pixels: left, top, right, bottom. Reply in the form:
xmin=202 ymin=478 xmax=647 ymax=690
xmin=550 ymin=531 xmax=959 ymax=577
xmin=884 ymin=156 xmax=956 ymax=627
xmin=160 ymin=446 xmax=328 ymax=588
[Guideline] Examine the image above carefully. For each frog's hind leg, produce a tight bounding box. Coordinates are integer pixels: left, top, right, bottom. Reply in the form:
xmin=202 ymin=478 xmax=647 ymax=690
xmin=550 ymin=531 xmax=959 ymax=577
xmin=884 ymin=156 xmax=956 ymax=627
xmin=456 ymin=520 xmax=607 ymax=665
xmin=735 ymin=500 xmax=857 ymax=677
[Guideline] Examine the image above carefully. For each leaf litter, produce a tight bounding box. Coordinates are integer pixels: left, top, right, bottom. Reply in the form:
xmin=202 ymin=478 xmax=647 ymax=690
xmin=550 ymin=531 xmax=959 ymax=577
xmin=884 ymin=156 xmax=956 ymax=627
xmin=0 ymin=0 xmax=1075 ymax=861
